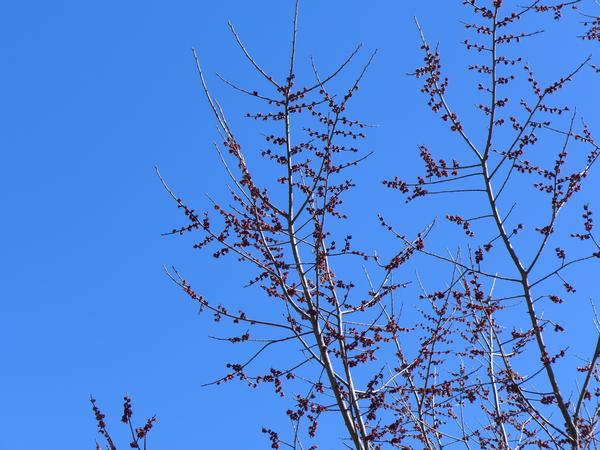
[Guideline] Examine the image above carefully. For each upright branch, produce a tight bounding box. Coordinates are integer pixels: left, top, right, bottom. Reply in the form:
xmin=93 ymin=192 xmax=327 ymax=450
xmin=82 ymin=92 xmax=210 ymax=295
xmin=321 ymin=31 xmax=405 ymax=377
xmin=158 ymin=3 xmax=413 ymax=448
xmin=384 ymin=0 xmax=599 ymax=448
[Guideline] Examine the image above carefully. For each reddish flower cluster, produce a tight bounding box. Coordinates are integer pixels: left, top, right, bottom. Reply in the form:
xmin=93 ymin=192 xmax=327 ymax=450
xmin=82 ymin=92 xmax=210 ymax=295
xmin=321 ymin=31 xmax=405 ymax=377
xmin=91 ymin=396 xmax=156 ymax=450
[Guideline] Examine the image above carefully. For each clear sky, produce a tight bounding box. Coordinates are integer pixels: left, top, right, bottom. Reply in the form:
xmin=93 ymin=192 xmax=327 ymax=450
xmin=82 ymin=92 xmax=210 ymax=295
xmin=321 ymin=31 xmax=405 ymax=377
xmin=1 ymin=1 xmax=598 ymax=449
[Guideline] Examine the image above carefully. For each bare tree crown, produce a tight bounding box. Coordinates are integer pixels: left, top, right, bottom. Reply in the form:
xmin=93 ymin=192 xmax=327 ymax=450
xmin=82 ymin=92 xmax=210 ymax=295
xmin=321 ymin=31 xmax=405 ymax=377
xmin=93 ymin=1 xmax=600 ymax=449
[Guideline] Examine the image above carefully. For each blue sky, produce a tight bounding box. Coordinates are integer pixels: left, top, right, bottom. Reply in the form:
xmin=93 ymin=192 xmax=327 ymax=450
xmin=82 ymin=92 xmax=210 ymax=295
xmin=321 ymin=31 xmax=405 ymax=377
xmin=1 ymin=1 xmax=598 ymax=449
